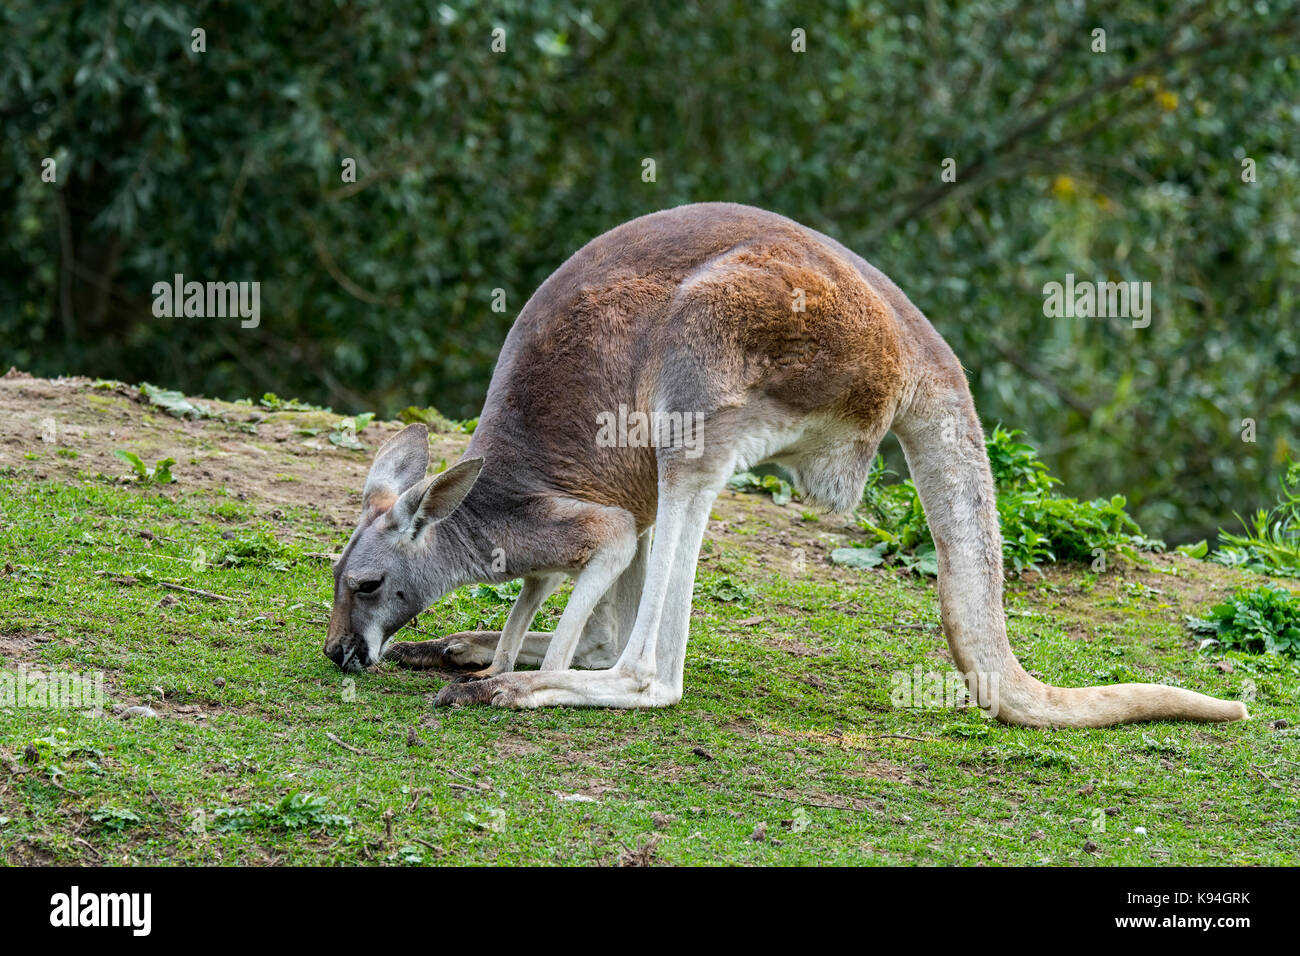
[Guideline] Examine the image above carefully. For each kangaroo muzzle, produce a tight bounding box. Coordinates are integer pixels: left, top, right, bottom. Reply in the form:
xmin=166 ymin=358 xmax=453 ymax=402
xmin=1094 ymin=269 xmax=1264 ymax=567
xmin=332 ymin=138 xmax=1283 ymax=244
xmin=324 ymin=634 xmax=373 ymax=672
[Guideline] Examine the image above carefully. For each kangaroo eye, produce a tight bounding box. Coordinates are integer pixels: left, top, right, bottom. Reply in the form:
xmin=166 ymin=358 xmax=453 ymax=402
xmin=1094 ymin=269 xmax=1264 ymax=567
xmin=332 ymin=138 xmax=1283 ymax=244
xmin=356 ymin=578 xmax=383 ymax=595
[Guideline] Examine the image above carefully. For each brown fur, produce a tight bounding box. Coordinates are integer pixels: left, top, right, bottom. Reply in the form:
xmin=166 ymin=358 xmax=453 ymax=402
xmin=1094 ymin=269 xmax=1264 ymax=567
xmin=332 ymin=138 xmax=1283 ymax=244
xmin=455 ymin=203 xmax=910 ymax=537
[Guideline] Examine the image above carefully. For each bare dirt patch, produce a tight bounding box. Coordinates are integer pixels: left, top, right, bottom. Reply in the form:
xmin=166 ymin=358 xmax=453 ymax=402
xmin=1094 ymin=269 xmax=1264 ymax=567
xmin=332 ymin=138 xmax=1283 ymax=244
xmin=1029 ymin=551 xmax=1276 ymax=630
xmin=0 ymin=630 xmax=53 ymax=663
xmin=0 ymin=372 xmax=470 ymax=526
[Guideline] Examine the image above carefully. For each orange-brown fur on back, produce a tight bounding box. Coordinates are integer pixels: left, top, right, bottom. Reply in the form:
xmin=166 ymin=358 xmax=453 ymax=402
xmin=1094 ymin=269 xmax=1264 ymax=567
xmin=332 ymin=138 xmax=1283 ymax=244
xmin=466 ymin=203 xmax=911 ymax=525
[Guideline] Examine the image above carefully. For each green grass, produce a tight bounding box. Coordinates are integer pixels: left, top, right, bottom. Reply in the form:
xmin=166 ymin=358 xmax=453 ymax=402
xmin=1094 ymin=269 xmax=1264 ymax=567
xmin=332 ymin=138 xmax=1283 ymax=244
xmin=1 ymin=466 xmax=1298 ymax=866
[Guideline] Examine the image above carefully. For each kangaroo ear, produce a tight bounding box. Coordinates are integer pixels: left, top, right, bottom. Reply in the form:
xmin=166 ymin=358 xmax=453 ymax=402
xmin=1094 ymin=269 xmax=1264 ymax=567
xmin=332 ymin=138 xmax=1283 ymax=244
xmin=392 ymin=457 xmax=484 ymax=536
xmin=362 ymin=423 xmax=429 ymax=514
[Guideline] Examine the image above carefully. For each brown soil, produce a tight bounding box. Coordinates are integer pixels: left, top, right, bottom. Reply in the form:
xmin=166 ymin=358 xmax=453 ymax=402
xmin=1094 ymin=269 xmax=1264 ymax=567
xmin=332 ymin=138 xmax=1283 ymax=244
xmin=0 ymin=370 xmax=469 ymax=528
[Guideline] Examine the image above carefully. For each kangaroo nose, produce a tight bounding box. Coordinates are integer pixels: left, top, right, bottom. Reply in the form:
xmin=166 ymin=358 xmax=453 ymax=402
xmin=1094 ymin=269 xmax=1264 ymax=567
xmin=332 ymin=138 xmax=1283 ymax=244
xmin=325 ymin=637 xmax=370 ymax=672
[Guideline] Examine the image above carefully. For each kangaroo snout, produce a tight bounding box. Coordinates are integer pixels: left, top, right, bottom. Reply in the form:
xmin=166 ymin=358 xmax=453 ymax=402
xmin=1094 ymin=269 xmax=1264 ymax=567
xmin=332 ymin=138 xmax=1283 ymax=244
xmin=324 ymin=636 xmax=372 ymax=672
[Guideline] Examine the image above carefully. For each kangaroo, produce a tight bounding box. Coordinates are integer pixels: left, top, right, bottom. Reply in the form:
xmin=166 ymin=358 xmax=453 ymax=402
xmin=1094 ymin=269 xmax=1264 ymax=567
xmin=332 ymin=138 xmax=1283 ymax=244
xmin=323 ymin=202 xmax=1247 ymax=727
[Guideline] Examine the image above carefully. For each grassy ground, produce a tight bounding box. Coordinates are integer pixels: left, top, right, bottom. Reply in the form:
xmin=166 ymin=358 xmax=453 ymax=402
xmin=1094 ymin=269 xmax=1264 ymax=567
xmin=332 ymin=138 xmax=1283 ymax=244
xmin=1 ymin=372 xmax=1297 ymax=865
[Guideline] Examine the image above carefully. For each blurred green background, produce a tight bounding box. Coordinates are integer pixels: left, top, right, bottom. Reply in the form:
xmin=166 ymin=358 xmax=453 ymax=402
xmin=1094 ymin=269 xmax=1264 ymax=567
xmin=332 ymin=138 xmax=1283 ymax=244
xmin=2 ymin=0 xmax=1297 ymax=542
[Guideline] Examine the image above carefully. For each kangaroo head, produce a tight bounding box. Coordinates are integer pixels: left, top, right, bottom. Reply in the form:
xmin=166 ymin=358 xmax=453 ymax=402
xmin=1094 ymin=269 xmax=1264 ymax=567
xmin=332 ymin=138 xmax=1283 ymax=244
xmin=324 ymin=423 xmax=483 ymax=672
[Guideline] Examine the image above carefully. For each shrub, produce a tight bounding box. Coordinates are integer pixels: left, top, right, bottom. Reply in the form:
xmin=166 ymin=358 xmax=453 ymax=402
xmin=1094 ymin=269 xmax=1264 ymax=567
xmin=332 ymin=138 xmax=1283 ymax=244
xmin=1211 ymin=459 xmax=1300 ymax=578
xmin=1187 ymin=584 xmax=1300 ymax=658
xmin=851 ymin=426 xmax=1157 ymax=575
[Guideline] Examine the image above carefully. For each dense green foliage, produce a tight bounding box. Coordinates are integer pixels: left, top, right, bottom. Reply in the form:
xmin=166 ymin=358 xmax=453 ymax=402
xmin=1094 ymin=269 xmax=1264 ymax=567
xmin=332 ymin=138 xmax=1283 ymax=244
xmin=850 ymin=425 xmax=1157 ymax=574
xmin=2 ymin=1 xmax=1297 ymax=544
xmin=1188 ymin=583 xmax=1300 ymax=658
xmin=1211 ymin=459 xmax=1300 ymax=577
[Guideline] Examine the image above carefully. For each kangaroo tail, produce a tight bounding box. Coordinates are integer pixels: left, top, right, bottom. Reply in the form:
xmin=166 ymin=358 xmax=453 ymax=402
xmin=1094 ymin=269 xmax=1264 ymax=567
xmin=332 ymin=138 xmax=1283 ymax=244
xmin=890 ymin=362 xmax=1247 ymax=728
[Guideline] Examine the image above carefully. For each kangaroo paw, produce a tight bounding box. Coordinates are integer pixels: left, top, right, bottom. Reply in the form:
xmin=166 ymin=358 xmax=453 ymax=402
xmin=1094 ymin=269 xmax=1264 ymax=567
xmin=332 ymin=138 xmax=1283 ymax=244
xmin=451 ymin=668 xmax=495 ymax=683
xmin=433 ymin=676 xmax=507 ymax=708
xmin=383 ymin=637 xmax=478 ymax=671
